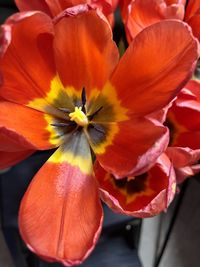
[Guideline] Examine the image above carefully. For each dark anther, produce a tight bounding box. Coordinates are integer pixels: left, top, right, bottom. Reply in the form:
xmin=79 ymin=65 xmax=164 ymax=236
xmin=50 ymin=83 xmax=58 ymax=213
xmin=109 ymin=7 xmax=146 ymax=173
xmin=81 ymin=87 xmax=86 ymax=113
xmin=58 ymin=107 xmax=71 ymax=113
xmin=92 ymin=124 xmax=105 ymax=134
xmin=51 ymin=121 xmax=75 ymax=127
xmin=88 ymin=106 xmax=103 ymax=120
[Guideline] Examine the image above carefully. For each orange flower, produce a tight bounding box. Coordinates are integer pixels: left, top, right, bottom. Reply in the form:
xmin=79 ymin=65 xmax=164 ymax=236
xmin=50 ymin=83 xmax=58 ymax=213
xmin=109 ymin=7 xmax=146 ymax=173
xmin=15 ymin=0 xmax=118 ymax=25
xmin=122 ymin=0 xmax=200 ymax=42
xmin=0 ymin=5 xmax=198 ymax=266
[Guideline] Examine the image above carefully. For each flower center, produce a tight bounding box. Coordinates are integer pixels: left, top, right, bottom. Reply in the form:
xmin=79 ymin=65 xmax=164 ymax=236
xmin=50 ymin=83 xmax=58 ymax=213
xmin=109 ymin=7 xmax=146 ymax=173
xmin=69 ymin=106 xmax=88 ymax=127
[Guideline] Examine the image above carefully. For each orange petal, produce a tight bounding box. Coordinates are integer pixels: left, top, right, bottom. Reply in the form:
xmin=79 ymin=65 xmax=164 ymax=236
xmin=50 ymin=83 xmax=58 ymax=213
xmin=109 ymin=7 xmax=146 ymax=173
xmin=0 ymin=150 xmax=34 ymax=169
xmin=15 ymin=0 xmax=117 ymax=19
xmin=15 ymin=0 xmax=52 ymax=16
xmin=0 ymin=12 xmax=56 ymax=105
xmin=53 ymin=5 xmax=119 ymax=94
xmin=46 ymin=0 xmax=86 ymax=17
xmin=19 ymin=131 xmax=103 ymax=266
xmin=125 ymin=0 xmax=185 ymax=40
xmin=111 ymin=20 xmax=198 ymax=116
xmin=91 ymin=117 xmax=169 ymax=178
xmin=125 ymin=0 xmax=162 ymax=40
xmin=95 ymin=153 xmax=176 ymax=218
xmin=0 ymin=101 xmax=58 ymax=150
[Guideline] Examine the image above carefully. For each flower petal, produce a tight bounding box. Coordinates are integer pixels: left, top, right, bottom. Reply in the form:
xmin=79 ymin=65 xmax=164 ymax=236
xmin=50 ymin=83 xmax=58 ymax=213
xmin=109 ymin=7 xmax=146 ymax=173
xmin=0 ymin=150 xmax=34 ymax=170
xmin=175 ymin=164 xmax=200 ymax=184
xmin=187 ymin=13 xmax=200 ymax=41
xmin=95 ymin=153 xmax=176 ymax=218
xmin=15 ymin=0 xmax=52 ymax=16
xmin=166 ymin=146 xmax=200 ymax=183
xmin=111 ymin=20 xmax=198 ymax=116
xmin=0 ymin=11 xmax=56 ymax=105
xmin=15 ymin=0 xmax=118 ymax=19
xmin=46 ymin=0 xmax=86 ymax=17
xmin=53 ymin=5 xmax=118 ymax=93
xmin=125 ymin=0 xmax=162 ymax=40
xmin=0 ymin=101 xmax=59 ymax=150
xmin=19 ymin=131 xmax=103 ymax=266
xmin=88 ymin=117 xmax=169 ymax=178
xmin=166 ymin=146 xmax=200 ymax=168
xmin=125 ymin=0 xmax=185 ymax=40
xmin=185 ymin=0 xmax=200 ymax=21
xmin=167 ymin=99 xmax=200 ymax=149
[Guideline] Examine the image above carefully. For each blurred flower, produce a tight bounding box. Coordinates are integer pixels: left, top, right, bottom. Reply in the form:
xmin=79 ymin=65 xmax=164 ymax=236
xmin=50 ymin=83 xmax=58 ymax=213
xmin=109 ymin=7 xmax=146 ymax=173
xmin=0 ymin=5 xmax=198 ymax=266
xmin=121 ymin=0 xmax=200 ymax=42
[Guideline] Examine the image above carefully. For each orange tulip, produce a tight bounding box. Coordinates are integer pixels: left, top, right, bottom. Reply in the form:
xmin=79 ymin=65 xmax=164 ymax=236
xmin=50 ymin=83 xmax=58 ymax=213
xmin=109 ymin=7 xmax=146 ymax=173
xmin=0 ymin=5 xmax=198 ymax=265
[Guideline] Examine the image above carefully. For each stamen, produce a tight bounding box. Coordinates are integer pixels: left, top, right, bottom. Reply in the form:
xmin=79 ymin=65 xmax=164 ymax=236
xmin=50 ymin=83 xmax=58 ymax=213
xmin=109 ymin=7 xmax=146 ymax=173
xmin=88 ymin=106 xmax=103 ymax=120
xmin=81 ymin=87 xmax=86 ymax=113
xmin=92 ymin=124 xmax=105 ymax=134
xmin=51 ymin=122 xmax=75 ymax=127
xmin=58 ymin=107 xmax=71 ymax=113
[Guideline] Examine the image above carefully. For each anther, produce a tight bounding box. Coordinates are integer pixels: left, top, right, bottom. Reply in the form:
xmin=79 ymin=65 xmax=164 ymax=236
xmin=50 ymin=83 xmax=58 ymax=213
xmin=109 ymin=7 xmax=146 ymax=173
xmin=88 ymin=106 xmax=103 ymax=120
xmin=58 ymin=107 xmax=71 ymax=113
xmin=51 ymin=122 xmax=75 ymax=127
xmin=92 ymin=124 xmax=105 ymax=134
xmin=81 ymin=87 xmax=86 ymax=113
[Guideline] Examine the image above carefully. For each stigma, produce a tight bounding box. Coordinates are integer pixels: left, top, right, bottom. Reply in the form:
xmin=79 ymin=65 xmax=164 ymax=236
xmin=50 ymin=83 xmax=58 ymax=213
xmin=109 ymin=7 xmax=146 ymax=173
xmin=69 ymin=106 xmax=88 ymax=127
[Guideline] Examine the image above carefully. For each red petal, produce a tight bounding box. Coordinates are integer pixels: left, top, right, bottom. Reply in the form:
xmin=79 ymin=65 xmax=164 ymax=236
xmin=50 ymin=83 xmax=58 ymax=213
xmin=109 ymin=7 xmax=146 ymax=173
xmin=166 ymin=147 xmax=200 ymax=168
xmin=95 ymin=153 xmax=176 ymax=218
xmin=0 ymin=24 xmax=10 ymax=58
xmin=188 ymin=13 xmax=200 ymax=41
xmin=92 ymin=118 xmax=169 ymax=178
xmin=182 ymin=80 xmax=200 ymax=101
xmin=111 ymin=20 xmax=198 ymax=116
xmin=0 ymin=102 xmax=58 ymax=150
xmin=53 ymin=5 xmax=118 ymax=94
xmin=167 ymin=91 xmax=200 ymax=149
xmin=0 ymin=150 xmax=34 ymax=169
xmin=185 ymin=0 xmax=200 ymax=20
xmin=166 ymin=146 xmax=200 ymax=183
xmin=19 ymin=131 xmax=103 ymax=266
xmin=0 ymin=12 xmax=56 ymax=105
xmin=175 ymin=164 xmax=200 ymax=183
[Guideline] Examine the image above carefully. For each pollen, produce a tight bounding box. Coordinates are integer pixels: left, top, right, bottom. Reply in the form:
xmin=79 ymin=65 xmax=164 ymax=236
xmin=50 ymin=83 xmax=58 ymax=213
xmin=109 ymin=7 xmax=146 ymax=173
xmin=69 ymin=106 xmax=88 ymax=126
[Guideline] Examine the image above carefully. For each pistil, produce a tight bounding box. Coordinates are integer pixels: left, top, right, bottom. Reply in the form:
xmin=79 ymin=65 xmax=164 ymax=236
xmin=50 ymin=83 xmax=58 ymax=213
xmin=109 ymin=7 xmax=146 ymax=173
xmin=69 ymin=106 xmax=88 ymax=127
